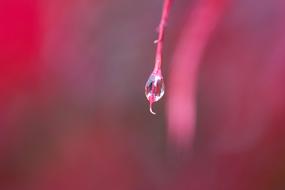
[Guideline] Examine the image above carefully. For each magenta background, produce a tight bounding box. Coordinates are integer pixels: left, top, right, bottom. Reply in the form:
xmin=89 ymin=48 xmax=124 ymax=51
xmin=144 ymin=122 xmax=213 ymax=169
xmin=1 ymin=0 xmax=285 ymax=189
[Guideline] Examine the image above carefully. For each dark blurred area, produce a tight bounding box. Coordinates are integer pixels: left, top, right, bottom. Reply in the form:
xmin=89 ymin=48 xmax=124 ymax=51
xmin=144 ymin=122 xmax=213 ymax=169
xmin=1 ymin=0 xmax=285 ymax=189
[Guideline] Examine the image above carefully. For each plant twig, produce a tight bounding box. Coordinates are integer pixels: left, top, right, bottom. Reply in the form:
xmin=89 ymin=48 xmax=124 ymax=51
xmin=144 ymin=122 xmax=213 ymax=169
xmin=153 ymin=0 xmax=173 ymax=74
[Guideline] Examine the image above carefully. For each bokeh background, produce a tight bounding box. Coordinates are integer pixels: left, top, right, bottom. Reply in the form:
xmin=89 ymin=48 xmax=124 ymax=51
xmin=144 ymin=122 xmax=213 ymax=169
xmin=1 ymin=0 xmax=285 ymax=189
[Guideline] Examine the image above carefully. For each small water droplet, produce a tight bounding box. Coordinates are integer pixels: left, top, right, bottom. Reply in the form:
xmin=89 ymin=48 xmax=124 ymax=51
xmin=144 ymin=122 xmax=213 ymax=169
xmin=145 ymin=73 xmax=165 ymax=114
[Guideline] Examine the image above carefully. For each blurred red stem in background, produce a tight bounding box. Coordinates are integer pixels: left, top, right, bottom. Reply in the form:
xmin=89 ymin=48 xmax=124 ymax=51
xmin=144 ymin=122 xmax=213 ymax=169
xmin=167 ymin=0 xmax=228 ymax=149
xmin=153 ymin=0 xmax=172 ymax=75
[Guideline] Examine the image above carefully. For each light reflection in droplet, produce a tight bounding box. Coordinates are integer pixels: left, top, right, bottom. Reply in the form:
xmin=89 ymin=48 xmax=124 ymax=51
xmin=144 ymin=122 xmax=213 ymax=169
xmin=145 ymin=73 xmax=165 ymax=115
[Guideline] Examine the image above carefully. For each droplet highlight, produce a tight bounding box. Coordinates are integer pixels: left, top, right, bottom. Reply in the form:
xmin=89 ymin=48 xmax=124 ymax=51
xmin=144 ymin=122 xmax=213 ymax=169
xmin=145 ymin=73 xmax=165 ymax=115
xmin=149 ymin=101 xmax=156 ymax=115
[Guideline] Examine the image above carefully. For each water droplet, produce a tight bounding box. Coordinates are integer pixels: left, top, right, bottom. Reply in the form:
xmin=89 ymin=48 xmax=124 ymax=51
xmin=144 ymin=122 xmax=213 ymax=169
xmin=145 ymin=73 xmax=165 ymax=114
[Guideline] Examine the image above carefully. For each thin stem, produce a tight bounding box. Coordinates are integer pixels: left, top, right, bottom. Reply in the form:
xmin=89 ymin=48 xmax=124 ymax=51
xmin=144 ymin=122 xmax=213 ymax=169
xmin=153 ymin=0 xmax=173 ymax=74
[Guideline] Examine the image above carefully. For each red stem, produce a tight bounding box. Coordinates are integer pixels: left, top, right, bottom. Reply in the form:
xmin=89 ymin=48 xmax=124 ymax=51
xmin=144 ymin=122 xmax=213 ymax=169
xmin=153 ymin=0 xmax=173 ymax=75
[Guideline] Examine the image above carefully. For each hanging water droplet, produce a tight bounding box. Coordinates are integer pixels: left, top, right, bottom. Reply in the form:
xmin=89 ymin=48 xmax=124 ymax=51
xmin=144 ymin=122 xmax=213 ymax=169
xmin=145 ymin=73 xmax=165 ymax=115
xmin=145 ymin=73 xmax=165 ymax=102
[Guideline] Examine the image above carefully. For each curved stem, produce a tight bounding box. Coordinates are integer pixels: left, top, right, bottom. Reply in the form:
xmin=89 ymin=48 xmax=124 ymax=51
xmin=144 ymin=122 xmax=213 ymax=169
xmin=153 ymin=0 xmax=173 ymax=74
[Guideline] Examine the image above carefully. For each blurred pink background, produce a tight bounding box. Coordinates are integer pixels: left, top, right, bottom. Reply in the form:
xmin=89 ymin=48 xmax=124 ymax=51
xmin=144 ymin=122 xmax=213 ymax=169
xmin=1 ymin=0 xmax=285 ymax=189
